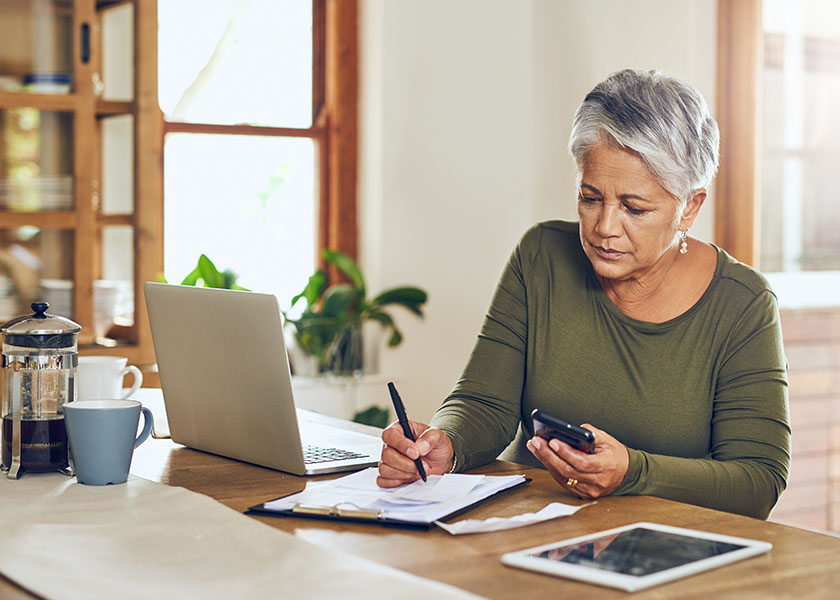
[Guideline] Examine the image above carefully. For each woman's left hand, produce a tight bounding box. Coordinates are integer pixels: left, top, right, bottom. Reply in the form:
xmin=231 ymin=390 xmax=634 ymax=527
xmin=526 ymin=424 xmax=629 ymax=499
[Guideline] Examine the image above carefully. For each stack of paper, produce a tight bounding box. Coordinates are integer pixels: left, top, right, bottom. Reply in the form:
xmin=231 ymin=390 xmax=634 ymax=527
xmin=263 ymin=468 xmax=526 ymax=525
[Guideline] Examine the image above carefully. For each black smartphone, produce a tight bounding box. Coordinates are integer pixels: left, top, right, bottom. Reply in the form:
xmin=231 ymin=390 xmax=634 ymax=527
xmin=531 ymin=408 xmax=596 ymax=454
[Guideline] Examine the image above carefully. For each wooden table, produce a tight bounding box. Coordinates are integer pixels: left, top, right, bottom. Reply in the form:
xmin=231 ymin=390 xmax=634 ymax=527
xmin=3 ymin=432 xmax=840 ymax=598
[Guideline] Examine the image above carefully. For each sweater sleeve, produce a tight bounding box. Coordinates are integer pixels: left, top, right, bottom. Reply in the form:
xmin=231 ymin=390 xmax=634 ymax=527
xmin=429 ymin=228 xmax=536 ymax=471
xmin=614 ymin=290 xmax=791 ymax=519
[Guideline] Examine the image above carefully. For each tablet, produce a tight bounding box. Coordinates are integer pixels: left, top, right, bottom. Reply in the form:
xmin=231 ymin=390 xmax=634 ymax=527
xmin=500 ymin=522 xmax=771 ymax=592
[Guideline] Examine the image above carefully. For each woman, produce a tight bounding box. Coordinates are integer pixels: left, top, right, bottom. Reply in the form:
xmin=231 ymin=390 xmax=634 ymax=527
xmin=377 ymin=69 xmax=790 ymax=520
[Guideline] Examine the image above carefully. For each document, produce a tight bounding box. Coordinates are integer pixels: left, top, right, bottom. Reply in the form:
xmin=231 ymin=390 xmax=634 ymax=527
xmin=257 ymin=468 xmax=527 ymax=526
xmin=434 ymin=502 xmax=592 ymax=535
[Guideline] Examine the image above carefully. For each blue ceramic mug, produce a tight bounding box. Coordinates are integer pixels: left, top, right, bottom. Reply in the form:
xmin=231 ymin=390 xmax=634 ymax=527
xmin=64 ymin=399 xmax=154 ymax=485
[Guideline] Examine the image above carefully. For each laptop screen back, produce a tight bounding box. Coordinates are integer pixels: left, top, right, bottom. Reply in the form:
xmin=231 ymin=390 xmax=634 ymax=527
xmin=144 ymin=283 xmax=307 ymax=474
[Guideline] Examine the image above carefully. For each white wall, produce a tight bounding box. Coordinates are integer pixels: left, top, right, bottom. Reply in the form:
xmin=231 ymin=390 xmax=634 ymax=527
xmin=529 ymin=0 xmax=717 ymax=230
xmin=359 ymin=0 xmax=717 ymax=420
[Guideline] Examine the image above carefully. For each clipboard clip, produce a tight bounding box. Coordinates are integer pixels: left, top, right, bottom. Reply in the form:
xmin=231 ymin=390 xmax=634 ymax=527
xmin=292 ymin=502 xmax=383 ymax=521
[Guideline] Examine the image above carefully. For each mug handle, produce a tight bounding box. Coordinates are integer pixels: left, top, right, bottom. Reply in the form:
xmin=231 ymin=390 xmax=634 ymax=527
xmin=119 ymin=365 xmax=144 ymax=399
xmin=135 ymin=406 xmax=154 ymax=449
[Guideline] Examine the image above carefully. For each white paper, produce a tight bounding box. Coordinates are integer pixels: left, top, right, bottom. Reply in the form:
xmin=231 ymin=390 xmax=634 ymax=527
xmin=264 ymin=467 xmax=526 ymax=524
xmin=321 ymin=466 xmax=379 ymax=490
xmin=390 ymin=473 xmax=484 ymax=503
xmin=434 ymin=501 xmax=594 ymax=535
xmin=0 ymin=472 xmax=483 ymax=600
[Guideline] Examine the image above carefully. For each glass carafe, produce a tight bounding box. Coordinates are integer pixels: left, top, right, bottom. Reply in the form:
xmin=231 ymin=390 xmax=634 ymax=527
xmin=1 ymin=302 xmax=80 ymax=478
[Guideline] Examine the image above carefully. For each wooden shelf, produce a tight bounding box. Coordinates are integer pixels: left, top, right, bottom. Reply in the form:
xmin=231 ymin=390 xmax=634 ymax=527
xmin=96 ymin=0 xmax=134 ymax=9
xmin=0 ymin=210 xmax=77 ymax=229
xmin=96 ymin=99 xmax=135 ymax=116
xmin=0 ymin=93 xmax=133 ymax=116
xmin=0 ymin=90 xmax=77 ymax=112
xmin=96 ymin=213 xmax=133 ymax=227
xmin=0 ymin=95 xmax=133 ymax=119
xmin=0 ymin=0 xmax=159 ymax=366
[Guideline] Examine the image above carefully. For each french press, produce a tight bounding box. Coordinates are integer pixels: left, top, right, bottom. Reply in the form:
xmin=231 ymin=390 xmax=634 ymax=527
xmin=1 ymin=302 xmax=81 ymax=478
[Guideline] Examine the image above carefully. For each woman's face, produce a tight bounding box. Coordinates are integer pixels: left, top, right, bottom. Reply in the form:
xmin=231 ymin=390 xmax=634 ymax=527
xmin=577 ymin=144 xmax=692 ymax=283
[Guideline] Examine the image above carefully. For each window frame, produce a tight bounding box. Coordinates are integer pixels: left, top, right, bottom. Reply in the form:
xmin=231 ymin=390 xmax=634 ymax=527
xmin=716 ymin=0 xmax=840 ymax=308
xmin=159 ymin=0 xmax=358 ymax=268
xmin=715 ymin=0 xmax=763 ymax=267
xmin=134 ymin=0 xmax=357 ymax=377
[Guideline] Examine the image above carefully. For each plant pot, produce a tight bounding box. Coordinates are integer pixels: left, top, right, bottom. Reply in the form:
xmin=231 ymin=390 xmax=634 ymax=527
xmin=290 ymin=374 xmax=394 ymax=422
xmin=326 ymin=322 xmax=363 ymax=375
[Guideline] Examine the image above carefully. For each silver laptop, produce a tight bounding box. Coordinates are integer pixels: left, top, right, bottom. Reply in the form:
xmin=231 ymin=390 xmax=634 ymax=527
xmin=143 ymin=282 xmax=383 ymax=475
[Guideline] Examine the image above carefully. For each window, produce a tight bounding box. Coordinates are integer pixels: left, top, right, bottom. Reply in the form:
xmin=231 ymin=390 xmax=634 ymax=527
xmin=761 ymin=0 xmax=840 ymax=273
xmin=157 ymin=0 xmax=357 ymax=307
xmin=716 ymin=0 xmax=840 ymax=306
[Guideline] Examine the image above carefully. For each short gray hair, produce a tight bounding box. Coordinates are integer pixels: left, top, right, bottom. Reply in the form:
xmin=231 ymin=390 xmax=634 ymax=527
xmin=568 ymin=69 xmax=720 ymax=204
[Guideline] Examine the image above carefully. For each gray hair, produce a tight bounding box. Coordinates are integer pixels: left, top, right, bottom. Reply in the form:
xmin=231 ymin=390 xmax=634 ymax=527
xmin=568 ymin=69 xmax=720 ymax=205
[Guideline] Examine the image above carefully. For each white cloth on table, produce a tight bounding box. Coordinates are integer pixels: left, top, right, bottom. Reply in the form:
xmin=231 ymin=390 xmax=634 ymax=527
xmin=0 ymin=473 xmax=482 ymax=600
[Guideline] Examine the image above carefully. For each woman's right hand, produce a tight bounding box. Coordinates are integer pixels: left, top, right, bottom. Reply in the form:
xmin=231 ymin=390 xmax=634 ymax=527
xmin=377 ymin=420 xmax=454 ymax=487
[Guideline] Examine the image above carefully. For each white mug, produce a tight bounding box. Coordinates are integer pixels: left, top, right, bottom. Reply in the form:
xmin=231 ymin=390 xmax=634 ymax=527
xmin=77 ymin=356 xmax=143 ymax=401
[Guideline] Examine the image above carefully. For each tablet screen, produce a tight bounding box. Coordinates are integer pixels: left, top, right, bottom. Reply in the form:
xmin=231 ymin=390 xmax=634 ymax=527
xmin=531 ymin=527 xmax=745 ymax=577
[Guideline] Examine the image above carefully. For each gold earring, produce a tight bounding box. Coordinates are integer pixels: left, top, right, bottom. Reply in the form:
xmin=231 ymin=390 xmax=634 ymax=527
xmin=679 ymin=230 xmax=688 ymax=254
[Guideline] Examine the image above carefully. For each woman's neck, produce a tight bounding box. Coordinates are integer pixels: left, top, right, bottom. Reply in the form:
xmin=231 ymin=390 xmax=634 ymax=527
xmin=597 ymin=242 xmax=717 ymax=323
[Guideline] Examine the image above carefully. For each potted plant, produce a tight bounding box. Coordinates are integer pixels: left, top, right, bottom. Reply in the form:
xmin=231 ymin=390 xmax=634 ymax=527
xmin=284 ymin=249 xmax=427 ymax=375
xmin=174 ymin=254 xmax=249 ymax=290
xmin=283 ymin=249 xmax=428 ymax=427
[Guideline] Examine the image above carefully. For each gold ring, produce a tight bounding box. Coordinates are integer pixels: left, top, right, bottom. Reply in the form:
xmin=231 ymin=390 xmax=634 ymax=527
xmin=566 ymin=478 xmax=578 ymax=488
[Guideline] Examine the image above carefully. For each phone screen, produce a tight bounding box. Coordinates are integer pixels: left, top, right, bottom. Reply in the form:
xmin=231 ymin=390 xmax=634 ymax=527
xmin=531 ymin=409 xmax=595 ymax=454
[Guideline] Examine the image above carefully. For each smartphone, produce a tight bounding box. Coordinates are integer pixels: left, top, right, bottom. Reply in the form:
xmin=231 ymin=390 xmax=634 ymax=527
xmin=531 ymin=408 xmax=596 ymax=454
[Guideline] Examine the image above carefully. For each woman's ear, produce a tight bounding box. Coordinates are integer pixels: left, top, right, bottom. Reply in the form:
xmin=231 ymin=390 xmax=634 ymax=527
xmin=679 ymin=189 xmax=707 ymax=230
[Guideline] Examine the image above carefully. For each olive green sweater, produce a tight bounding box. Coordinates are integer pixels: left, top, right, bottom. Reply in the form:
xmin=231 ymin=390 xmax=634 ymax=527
xmin=431 ymin=221 xmax=790 ymax=519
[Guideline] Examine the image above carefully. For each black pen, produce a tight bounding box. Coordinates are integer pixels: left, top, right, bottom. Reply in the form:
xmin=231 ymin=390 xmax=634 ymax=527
xmin=387 ymin=381 xmax=428 ymax=482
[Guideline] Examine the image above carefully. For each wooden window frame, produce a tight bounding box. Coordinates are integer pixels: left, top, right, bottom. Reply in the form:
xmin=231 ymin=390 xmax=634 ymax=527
xmin=322 ymin=0 xmax=358 ymax=276
xmin=133 ymin=0 xmax=357 ymax=376
xmin=0 ymin=1 xmax=357 ymax=375
xmin=715 ymin=0 xmax=762 ymax=266
xmin=159 ymin=0 xmax=358 ymax=260
xmin=133 ymin=0 xmax=164 ymax=367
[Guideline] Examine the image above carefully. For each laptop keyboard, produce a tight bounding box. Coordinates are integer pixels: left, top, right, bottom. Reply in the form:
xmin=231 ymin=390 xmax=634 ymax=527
xmin=303 ymin=444 xmax=370 ymax=465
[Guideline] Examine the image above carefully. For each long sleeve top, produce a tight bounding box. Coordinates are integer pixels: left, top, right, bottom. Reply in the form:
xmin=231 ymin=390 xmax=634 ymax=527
xmin=430 ymin=221 xmax=791 ymax=519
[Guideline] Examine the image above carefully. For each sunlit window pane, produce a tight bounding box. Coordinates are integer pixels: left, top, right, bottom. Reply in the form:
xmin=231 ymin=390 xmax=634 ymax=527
xmin=163 ymin=134 xmax=316 ymax=308
xmin=157 ymin=0 xmax=313 ymax=127
xmin=101 ymin=115 xmax=133 ymax=214
xmin=101 ymin=226 xmax=134 ymax=338
xmin=761 ymin=0 xmax=840 ymax=272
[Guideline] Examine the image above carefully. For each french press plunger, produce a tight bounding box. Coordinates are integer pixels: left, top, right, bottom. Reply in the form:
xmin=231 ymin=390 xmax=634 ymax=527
xmin=1 ymin=302 xmax=81 ymax=478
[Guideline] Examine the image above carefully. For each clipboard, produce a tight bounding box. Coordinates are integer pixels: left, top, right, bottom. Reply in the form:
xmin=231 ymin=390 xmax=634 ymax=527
xmin=246 ymin=476 xmax=531 ymax=530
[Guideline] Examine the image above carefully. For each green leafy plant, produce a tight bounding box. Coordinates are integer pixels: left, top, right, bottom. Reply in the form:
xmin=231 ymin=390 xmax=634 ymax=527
xmin=284 ymin=249 xmax=428 ymax=376
xmin=284 ymin=249 xmax=427 ymax=428
xmin=160 ymin=254 xmax=249 ymax=290
xmin=352 ymin=405 xmax=392 ymax=429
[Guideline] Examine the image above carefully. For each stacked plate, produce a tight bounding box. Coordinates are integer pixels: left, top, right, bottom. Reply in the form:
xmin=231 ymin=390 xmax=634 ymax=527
xmin=39 ymin=279 xmax=73 ymax=319
xmin=0 ymin=296 xmax=18 ymax=322
xmin=0 ymin=176 xmax=73 ymax=211
xmin=39 ymin=279 xmax=132 ymax=338
xmin=0 ymin=276 xmax=18 ymax=322
xmin=22 ymin=72 xmax=72 ymax=94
